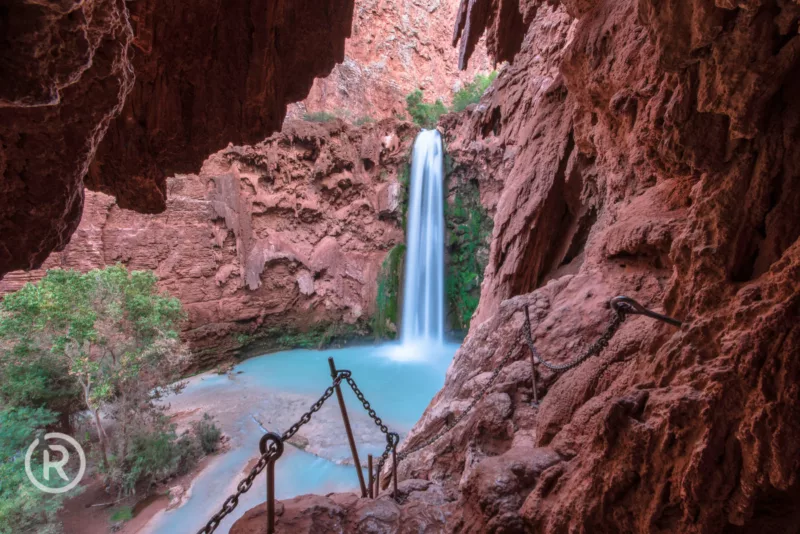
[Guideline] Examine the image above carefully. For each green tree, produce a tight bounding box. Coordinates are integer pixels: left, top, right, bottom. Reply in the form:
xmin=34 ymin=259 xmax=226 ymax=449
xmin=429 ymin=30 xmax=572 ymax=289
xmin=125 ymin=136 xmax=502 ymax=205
xmin=0 ymin=265 xmax=187 ymax=468
xmin=451 ymin=71 xmax=498 ymax=112
xmin=405 ymin=72 xmax=497 ymax=130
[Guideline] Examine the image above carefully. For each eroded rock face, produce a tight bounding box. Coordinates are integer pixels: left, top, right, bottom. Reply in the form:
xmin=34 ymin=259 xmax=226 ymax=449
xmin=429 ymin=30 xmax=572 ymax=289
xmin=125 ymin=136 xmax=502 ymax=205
xmin=0 ymin=120 xmax=413 ymax=369
xmin=396 ymin=0 xmax=800 ymax=533
xmin=233 ymin=0 xmax=800 ymax=532
xmin=231 ymin=480 xmax=451 ymax=534
xmin=0 ymin=0 xmax=355 ymax=276
xmin=287 ymin=0 xmax=492 ymax=121
xmin=0 ymin=0 xmax=134 ymax=274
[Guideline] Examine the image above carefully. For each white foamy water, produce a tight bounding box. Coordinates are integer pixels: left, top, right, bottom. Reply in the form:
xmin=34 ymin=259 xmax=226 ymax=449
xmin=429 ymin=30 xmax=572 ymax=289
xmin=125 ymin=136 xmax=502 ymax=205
xmin=401 ymin=129 xmax=446 ymax=347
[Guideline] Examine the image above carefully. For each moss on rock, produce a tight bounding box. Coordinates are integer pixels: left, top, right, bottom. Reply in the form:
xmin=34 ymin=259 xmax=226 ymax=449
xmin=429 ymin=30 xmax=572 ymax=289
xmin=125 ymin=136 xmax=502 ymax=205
xmin=444 ymin=166 xmax=492 ymax=333
xmin=373 ymin=244 xmax=406 ymax=339
xmin=234 ymin=321 xmax=369 ymax=359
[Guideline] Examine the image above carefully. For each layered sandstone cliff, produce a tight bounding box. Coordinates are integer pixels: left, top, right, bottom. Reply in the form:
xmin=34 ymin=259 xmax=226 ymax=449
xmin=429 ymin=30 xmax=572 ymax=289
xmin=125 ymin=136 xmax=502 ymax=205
xmin=0 ymin=0 xmax=355 ymax=276
xmin=399 ymin=1 xmax=800 ymax=532
xmin=287 ymin=0 xmax=493 ymax=121
xmin=233 ymin=0 xmax=800 ymax=532
xmin=1 ymin=120 xmax=414 ymax=369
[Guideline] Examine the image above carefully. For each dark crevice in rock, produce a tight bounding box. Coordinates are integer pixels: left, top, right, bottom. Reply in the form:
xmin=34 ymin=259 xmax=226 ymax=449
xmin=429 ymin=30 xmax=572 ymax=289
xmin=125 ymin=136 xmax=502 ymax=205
xmin=482 ymin=106 xmax=503 ymax=137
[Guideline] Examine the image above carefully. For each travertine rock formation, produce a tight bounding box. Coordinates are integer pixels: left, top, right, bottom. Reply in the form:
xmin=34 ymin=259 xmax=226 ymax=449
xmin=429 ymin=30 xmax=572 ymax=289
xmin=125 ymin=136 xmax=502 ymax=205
xmin=287 ymin=0 xmax=493 ymax=121
xmin=400 ymin=0 xmax=800 ymax=532
xmin=233 ymin=480 xmax=450 ymax=534
xmin=234 ymin=0 xmax=800 ymax=532
xmin=0 ymin=0 xmax=355 ymax=276
xmin=1 ymin=120 xmax=413 ymax=369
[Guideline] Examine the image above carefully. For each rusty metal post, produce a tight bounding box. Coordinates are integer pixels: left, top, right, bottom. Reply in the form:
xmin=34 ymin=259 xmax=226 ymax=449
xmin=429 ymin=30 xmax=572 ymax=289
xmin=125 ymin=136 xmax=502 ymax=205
xmin=368 ymin=454 xmax=374 ymax=498
xmin=391 ymin=447 xmax=398 ymax=501
xmin=523 ymin=307 xmax=539 ymax=406
xmin=376 ymin=462 xmax=381 ymax=496
xmin=610 ymin=296 xmax=683 ymax=327
xmin=259 ymin=433 xmax=284 ymax=534
xmin=328 ymin=357 xmax=368 ymax=497
xmin=267 ymin=458 xmax=276 ymax=533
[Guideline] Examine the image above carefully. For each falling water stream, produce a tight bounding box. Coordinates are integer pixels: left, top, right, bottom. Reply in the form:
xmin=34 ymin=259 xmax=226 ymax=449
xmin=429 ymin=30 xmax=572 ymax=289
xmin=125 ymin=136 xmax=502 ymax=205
xmin=402 ymin=129 xmax=445 ymax=346
xmin=143 ymin=130 xmax=457 ymax=533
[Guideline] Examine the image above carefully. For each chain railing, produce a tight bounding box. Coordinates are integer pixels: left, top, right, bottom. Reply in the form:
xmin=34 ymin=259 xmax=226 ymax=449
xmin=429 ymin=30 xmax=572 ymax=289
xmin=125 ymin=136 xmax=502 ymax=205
xmin=384 ymin=296 xmax=681 ymax=481
xmin=197 ymin=367 xmax=354 ymax=533
xmin=198 ymin=296 xmax=682 ymax=533
xmin=522 ymin=295 xmax=682 ymax=403
xmin=346 ymin=374 xmax=401 ymax=497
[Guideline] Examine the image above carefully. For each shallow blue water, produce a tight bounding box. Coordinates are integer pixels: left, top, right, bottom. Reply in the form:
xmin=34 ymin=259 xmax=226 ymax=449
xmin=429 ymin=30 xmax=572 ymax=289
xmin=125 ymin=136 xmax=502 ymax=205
xmin=235 ymin=342 xmax=458 ymax=429
xmin=147 ymin=341 xmax=459 ymax=533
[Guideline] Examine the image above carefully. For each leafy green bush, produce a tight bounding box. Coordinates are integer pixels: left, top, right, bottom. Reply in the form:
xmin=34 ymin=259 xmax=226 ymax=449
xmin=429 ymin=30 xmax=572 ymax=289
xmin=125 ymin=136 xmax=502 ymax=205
xmin=0 ymin=355 xmax=78 ymax=420
xmin=235 ymin=332 xmax=252 ymax=346
xmin=192 ymin=413 xmax=222 ymax=454
xmin=110 ymin=506 xmax=134 ymax=522
xmin=404 ymin=72 xmax=497 ymax=129
xmin=405 ymin=90 xmax=447 ymax=129
xmin=0 ymin=407 xmax=74 ymax=534
xmin=451 ymin=71 xmax=498 ymax=112
xmin=303 ymin=111 xmax=337 ymax=123
xmin=103 ymin=420 xmax=200 ymax=496
xmin=354 ymin=116 xmax=376 ymax=126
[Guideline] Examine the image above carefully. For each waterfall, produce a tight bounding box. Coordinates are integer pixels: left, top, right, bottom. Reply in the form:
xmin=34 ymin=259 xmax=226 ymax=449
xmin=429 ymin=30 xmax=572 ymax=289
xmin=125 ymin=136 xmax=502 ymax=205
xmin=401 ymin=129 xmax=445 ymax=346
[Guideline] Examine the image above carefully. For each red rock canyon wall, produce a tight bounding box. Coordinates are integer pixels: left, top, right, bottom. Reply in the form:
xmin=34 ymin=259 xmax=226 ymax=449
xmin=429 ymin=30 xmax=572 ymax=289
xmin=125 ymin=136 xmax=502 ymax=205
xmin=288 ymin=0 xmax=493 ymax=120
xmin=397 ymin=0 xmax=800 ymax=532
xmin=1 ymin=120 xmax=414 ymax=369
xmin=233 ymin=0 xmax=800 ymax=532
xmin=0 ymin=0 xmax=355 ymax=275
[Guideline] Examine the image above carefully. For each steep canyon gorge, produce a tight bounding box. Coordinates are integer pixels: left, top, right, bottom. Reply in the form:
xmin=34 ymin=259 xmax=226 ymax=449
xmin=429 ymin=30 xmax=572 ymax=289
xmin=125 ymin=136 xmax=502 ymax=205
xmin=0 ymin=0 xmax=493 ymax=366
xmin=286 ymin=0 xmax=493 ymax=120
xmin=3 ymin=0 xmax=800 ymax=533
xmin=234 ymin=0 xmax=800 ymax=532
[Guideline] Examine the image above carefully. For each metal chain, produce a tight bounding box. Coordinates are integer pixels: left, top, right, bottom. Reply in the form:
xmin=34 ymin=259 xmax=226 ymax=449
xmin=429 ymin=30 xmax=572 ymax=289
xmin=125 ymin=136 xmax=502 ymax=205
xmin=197 ymin=446 xmax=278 ymax=533
xmin=346 ymin=376 xmax=401 ymax=479
xmin=523 ymin=308 xmax=626 ymax=372
xmin=395 ymin=303 xmax=637 ymax=465
xmin=198 ymin=373 xmax=347 ymax=533
xmin=282 ymin=372 xmax=348 ymax=442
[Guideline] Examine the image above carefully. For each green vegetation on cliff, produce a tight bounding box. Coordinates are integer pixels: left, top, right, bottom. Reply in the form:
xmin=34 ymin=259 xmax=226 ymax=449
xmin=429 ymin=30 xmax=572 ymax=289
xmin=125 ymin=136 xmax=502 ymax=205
xmin=302 ymin=111 xmax=337 ymax=123
xmin=406 ymin=90 xmax=448 ymax=129
xmin=399 ymin=161 xmax=411 ymax=230
xmin=235 ymin=321 xmax=367 ymax=356
xmin=451 ymin=72 xmax=498 ymax=112
xmin=406 ymin=71 xmax=498 ymax=129
xmin=302 ymin=109 xmax=376 ymax=127
xmin=444 ymin=168 xmax=492 ymax=332
xmin=373 ymin=244 xmax=406 ymax=340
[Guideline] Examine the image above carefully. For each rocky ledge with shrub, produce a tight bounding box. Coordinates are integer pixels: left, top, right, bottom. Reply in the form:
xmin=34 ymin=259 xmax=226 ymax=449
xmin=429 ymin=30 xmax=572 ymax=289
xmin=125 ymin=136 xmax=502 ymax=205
xmin=1 ymin=120 xmax=419 ymax=370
